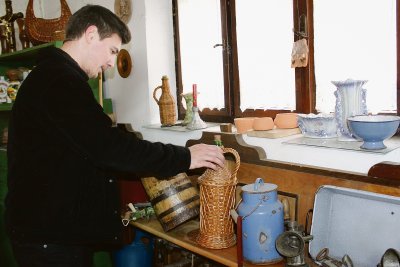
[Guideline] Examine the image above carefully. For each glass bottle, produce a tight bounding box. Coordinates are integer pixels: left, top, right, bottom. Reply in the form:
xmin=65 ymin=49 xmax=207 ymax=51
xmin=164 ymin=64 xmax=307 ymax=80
xmin=214 ymin=134 xmax=223 ymax=147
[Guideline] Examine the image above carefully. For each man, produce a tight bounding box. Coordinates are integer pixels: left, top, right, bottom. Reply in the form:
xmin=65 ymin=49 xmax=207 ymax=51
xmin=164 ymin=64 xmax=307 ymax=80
xmin=5 ymin=5 xmax=224 ymax=267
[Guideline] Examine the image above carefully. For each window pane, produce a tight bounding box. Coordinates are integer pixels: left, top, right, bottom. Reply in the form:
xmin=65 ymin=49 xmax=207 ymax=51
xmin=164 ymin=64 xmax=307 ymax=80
xmin=314 ymin=0 xmax=397 ymax=114
xmin=236 ymin=0 xmax=295 ymax=111
xmin=177 ymin=0 xmax=225 ymax=110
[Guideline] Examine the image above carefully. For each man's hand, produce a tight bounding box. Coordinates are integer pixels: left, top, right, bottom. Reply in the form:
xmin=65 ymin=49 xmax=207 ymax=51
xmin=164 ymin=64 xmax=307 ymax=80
xmin=188 ymin=144 xmax=225 ymax=170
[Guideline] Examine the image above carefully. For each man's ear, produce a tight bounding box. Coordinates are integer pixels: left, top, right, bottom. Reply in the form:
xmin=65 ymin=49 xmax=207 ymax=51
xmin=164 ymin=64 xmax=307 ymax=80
xmin=84 ymin=25 xmax=98 ymax=43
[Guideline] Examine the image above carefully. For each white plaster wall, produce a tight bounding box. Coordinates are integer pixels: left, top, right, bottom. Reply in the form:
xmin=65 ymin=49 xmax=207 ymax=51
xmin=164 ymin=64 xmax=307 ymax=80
xmin=145 ymin=1 xmax=177 ymax=126
xmin=3 ymin=0 xmax=400 ymax=175
xmin=0 ymin=0 xmax=156 ymax=128
xmin=103 ymin=0 xmax=150 ymax=127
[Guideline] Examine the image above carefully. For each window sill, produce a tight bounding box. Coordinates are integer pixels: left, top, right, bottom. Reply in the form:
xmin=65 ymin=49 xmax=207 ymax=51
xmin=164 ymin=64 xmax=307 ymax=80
xmin=143 ymin=121 xmax=220 ymax=133
xmin=139 ymin=124 xmax=400 ymax=175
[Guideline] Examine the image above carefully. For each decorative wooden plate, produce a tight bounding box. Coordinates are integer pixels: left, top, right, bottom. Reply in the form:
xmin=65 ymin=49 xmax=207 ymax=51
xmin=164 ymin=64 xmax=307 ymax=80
xmin=117 ymin=49 xmax=132 ymax=78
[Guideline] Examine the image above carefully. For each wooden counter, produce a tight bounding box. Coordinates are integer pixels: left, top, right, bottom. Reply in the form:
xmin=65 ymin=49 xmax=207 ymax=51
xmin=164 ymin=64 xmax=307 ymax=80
xmin=131 ymin=218 xmax=316 ymax=267
xmin=127 ymin=131 xmax=400 ymax=267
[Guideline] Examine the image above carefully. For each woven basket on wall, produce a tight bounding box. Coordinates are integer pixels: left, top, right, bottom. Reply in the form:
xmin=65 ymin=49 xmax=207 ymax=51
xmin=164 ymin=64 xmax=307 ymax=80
xmin=196 ymin=147 xmax=240 ymax=249
xmin=25 ymin=0 xmax=71 ymax=45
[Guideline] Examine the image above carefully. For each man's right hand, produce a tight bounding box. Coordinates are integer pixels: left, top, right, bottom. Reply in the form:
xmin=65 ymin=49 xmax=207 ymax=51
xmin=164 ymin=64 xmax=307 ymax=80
xmin=188 ymin=144 xmax=225 ymax=170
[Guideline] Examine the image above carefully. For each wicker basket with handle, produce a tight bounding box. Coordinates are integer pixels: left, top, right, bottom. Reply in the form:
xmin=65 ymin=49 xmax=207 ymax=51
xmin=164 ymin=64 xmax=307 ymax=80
xmin=196 ymin=147 xmax=240 ymax=249
xmin=25 ymin=0 xmax=71 ymax=45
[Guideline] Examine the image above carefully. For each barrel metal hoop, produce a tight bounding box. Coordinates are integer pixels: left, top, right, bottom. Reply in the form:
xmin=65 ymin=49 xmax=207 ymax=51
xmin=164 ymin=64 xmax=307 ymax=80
xmin=150 ymin=182 xmax=194 ymax=206
xmin=157 ymin=195 xmax=200 ymax=220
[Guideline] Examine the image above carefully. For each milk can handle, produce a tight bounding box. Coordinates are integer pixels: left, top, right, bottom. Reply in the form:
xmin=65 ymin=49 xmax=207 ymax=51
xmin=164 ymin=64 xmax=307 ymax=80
xmin=152 ymin=85 xmax=162 ymax=104
xmin=254 ymin=177 xmax=264 ymax=191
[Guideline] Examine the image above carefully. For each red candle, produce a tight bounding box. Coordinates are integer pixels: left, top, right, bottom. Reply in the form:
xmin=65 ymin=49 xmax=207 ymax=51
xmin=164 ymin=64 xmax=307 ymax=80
xmin=192 ymin=84 xmax=197 ymax=108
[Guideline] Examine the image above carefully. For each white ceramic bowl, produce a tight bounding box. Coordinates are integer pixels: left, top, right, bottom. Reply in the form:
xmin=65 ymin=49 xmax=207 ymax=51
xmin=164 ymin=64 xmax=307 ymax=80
xmin=297 ymin=113 xmax=337 ymax=138
xmin=348 ymin=115 xmax=400 ymax=150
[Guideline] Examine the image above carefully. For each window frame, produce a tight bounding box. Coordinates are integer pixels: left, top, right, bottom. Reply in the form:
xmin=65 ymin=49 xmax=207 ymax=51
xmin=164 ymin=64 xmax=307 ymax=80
xmin=173 ymin=0 xmax=400 ymax=123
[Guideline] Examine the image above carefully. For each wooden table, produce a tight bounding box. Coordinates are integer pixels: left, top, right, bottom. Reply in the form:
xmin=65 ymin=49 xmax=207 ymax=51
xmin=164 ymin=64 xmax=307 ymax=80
xmin=131 ymin=218 xmax=317 ymax=267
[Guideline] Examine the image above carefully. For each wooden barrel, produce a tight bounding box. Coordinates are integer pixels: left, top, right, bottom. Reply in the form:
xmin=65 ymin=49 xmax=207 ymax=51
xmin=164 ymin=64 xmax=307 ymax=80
xmin=141 ymin=173 xmax=199 ymax=231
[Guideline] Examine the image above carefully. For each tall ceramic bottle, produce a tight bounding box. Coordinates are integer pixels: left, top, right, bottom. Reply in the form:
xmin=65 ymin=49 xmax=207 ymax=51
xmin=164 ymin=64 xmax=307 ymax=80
xmin=153 ymin=76 xmax=177 ymax=126
xmin=237 ymin=178 xmax=284 ymax=264
xmin=332 ymin=79 xmax=368 ymax=141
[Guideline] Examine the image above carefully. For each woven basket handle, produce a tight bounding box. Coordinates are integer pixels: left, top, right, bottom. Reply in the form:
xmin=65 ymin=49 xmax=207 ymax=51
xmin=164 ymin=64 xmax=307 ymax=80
xmin=27 ymin=0 xmax=71 ymax=19
xmin=222 ymin=147 xmax=240 ymax=181
xmin=152 ymin=85 xmax=162 ymax=105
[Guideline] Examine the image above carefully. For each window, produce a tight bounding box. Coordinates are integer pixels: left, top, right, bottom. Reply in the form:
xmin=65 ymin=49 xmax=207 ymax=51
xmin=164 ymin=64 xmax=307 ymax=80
xmin=175 ymin=0 xmax=225 ymax=110
xmin=314 ymin=0 xmax=397 ymax=114
xmin=173 ymin=0 xmax=399 ymax=122
xmin=235 ymin=0 xmax=296 ymax=111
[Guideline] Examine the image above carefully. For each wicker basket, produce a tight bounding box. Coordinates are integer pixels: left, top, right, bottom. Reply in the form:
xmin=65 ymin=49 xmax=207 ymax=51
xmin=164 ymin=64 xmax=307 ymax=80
xmin=196 ymin=147 xmax=240 ymax=249
xmin=25 ymin=0 xmax=71 ymax=45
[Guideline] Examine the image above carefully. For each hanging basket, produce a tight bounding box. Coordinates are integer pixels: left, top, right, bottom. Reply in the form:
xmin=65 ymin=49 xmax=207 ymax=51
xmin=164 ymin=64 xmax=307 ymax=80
xmin=196 ymin=147 xmax=240 ymax=249
xmin=25 ymin=0 xmax=72 ymax=45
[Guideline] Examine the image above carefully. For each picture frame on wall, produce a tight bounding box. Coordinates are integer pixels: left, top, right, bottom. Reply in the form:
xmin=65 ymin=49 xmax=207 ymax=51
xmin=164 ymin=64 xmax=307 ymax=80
xmin=114 ymin=0 xmax=132 ymax=24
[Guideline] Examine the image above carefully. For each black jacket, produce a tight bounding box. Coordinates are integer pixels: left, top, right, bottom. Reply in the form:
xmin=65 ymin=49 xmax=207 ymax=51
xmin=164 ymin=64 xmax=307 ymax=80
xmin=5 ymin=47 xmax=190 ymax=245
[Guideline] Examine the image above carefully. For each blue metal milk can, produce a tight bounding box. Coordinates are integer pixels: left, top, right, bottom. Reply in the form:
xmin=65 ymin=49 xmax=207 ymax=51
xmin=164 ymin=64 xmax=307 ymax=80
xmin=237 ymin=178 xmax=284 ymax=264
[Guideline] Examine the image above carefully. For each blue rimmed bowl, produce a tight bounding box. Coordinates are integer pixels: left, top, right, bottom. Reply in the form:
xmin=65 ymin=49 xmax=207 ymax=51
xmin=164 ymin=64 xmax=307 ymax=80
xmin=348 ymin=115 xmax=400 ymax=150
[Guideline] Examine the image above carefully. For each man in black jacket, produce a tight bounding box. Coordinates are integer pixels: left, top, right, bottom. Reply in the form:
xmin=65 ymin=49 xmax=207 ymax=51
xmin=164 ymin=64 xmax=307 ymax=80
xmin=5 ymin=5 xmax=224 ymax=267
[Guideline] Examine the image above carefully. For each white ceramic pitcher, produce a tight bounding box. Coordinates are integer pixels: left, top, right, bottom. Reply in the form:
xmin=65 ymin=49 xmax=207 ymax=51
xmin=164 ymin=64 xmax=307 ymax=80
xmin=332 ymin=79 xmax=368 ymax=141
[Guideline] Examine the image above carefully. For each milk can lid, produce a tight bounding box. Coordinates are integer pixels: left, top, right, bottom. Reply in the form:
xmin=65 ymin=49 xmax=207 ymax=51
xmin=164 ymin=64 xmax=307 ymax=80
xmin=241 ymin=177 xmax=277 ymax=193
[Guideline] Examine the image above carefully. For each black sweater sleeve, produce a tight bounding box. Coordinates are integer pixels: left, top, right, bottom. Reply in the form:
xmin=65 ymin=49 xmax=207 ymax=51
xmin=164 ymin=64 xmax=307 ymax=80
xmin=39 ymin=71 xmax=190 ymax=177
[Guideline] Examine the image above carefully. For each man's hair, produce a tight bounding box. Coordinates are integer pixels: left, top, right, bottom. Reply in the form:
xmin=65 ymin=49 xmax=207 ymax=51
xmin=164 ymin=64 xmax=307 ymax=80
xmin=65 ymin=5 xmax=131 ymax=44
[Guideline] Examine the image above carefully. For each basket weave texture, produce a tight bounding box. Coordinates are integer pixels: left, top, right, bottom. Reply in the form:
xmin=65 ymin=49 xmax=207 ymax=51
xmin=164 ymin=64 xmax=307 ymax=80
xmin=196 ymin=148 xmax=240 ymax=249
xmin=25 ymin=0 xmax=71 ymax=45
xmin=158 ymin=99 xmax=176 ymax=126
xmin=152 ymin=76 xmax=177 ymax=126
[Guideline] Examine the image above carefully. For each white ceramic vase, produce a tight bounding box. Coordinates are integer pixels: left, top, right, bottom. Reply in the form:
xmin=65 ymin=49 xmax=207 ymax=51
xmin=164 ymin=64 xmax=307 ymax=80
xmin=332 ymin=79 xmax=368 ymax=141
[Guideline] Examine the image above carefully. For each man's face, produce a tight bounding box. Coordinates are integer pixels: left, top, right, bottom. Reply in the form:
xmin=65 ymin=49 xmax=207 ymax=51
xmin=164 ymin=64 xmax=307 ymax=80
xmin=86 ymin=31 xmax=122 ymax=78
